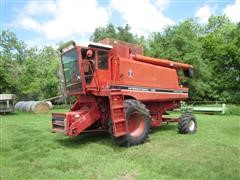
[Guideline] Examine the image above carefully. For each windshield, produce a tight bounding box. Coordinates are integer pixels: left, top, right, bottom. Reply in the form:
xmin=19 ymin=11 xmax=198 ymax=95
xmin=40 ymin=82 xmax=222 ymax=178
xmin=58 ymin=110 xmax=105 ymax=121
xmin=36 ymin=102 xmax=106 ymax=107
xmin=62 ymin=48 xmax=82 ymax=92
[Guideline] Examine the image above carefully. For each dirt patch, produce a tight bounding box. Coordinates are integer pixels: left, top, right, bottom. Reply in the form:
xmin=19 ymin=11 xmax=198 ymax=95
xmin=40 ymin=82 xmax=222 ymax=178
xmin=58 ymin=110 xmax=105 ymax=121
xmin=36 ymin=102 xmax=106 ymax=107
xmin=119 ymin=171 xmax=138 ymax=180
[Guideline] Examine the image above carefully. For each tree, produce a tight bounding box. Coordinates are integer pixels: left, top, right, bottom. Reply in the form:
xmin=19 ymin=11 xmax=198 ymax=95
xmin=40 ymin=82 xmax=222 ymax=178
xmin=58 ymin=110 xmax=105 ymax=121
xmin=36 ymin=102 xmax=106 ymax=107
xmin=90 ymin=23 xmax=118 ymax=42
xmin=36 ymin=46 xmax=60 ymax=99
xmin=17 ymin=46 xmax=60 ymax=100
xmin=0 ymin=30 xmax=61 ymax=100
xmin=201 ymin=16 xmax=240 ymax=103
xmin=147 ymin=19 xmax=212 ymax=101
xmin=0 ymin=31 xmax=26 ymax=94
xmin=90 ymin=24 xmax=140 ymax=44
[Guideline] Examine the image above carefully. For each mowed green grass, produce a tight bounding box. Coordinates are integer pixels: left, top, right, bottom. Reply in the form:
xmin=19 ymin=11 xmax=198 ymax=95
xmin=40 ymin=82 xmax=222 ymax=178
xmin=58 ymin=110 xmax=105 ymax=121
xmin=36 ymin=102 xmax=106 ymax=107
xmin=1 ymin=109 xmax=240 ymax=179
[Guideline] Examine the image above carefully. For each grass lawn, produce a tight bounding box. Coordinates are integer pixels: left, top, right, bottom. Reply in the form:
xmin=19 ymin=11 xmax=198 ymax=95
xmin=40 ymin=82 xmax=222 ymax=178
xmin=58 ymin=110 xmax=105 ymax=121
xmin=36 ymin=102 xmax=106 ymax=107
xmin=1 ymin=109 xmax=240 ymax=179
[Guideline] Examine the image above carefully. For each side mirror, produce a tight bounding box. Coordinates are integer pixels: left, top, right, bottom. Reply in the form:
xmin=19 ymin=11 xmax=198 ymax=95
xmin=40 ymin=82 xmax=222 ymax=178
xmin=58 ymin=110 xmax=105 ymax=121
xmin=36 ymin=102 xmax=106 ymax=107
xmin=184 ymin=68 xmax=193 ymax=78
xmin=189 ymin=68 xmax=193 ymax=77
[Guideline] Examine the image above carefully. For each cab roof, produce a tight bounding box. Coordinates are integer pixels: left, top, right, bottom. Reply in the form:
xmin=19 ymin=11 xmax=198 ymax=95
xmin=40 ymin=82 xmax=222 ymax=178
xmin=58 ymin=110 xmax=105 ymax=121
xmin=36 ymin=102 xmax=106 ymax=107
xmin=58 ymin=40 xmax=113 ymax=53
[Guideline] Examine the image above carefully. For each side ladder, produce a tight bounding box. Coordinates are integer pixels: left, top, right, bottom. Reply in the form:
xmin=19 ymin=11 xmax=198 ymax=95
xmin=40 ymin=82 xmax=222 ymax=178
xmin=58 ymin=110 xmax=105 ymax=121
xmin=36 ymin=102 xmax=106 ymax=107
xmin=109 ymin=90 xmax=127 ymax=137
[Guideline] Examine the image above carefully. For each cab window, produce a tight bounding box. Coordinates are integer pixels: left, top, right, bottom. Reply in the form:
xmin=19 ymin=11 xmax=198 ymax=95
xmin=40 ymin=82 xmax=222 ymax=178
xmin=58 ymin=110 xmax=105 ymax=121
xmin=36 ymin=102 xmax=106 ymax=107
xmin=98 ymin=50 xmax=108 ymax=69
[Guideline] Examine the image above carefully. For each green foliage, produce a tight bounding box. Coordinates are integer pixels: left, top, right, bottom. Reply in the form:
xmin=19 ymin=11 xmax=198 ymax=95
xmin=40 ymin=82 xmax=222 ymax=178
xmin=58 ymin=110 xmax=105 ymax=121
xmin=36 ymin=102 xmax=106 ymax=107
xmin=225 ymin=105 xmax=240 ymax=115
xmin=201 ymin=17 xmax=240 ymax=103
xmin=90 ymin=23 xmax=118 ymax=42
xmin=0 ymin=31 xmax=26 ymax=94
xmin=0 ymin=30 xmax=60 ymax=100
xmin=90 ymin=23 xmax=139 ymax=44
xmin=147 ymin=19 xmax=213 ymax=101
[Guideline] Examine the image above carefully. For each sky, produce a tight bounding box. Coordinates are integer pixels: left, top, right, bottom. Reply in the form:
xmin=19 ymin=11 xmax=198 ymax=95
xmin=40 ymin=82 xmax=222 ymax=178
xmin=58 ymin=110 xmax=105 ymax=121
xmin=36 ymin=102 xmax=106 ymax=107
xmin=1 ymin=0 xmax=240 ymax=47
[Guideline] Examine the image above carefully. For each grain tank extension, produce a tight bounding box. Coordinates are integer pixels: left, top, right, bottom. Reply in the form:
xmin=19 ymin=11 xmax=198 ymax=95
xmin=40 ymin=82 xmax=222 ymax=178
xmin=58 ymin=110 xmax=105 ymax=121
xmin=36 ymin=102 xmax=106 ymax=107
xmin=52 ymin=38 xmax=197 ymax=146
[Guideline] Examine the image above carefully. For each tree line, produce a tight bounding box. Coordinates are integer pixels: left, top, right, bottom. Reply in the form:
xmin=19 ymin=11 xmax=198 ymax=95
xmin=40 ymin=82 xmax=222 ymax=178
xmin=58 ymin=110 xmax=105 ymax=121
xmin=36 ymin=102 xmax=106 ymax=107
xmin=1 ymin=16 xmax=239 ymax=104
xmin=0 ymin=31 xmax=60 ymax=100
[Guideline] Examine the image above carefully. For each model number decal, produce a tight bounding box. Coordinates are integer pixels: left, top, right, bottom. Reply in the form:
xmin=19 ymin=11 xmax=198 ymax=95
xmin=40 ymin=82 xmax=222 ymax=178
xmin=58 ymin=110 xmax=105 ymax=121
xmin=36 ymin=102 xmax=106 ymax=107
xmin=128 ymin=87 xmax=156 ymax=92
xmin=110 ymin=85 xmax=188 ymax=94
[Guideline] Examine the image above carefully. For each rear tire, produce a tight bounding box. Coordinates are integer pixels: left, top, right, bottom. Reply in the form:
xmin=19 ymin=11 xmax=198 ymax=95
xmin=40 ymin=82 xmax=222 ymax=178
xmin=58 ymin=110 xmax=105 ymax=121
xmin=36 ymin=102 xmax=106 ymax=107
xmin=178 ymin=112 xmax=197 ymax=134
xmin=109 ymin=99 xmax=151 ymax=147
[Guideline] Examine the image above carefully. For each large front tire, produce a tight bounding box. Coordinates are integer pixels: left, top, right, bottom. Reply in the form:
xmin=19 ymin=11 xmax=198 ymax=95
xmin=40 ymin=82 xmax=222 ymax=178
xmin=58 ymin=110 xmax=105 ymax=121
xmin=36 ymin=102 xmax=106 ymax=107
xmin=109 ymin=99 xmax=151 ymax=147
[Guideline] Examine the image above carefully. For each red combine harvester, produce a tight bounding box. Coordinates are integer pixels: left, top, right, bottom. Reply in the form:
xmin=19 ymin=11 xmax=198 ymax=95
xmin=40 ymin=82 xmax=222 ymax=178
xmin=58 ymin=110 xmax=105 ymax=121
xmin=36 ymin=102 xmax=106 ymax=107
xmin=52 ymin=38 xmax=197 ymax=146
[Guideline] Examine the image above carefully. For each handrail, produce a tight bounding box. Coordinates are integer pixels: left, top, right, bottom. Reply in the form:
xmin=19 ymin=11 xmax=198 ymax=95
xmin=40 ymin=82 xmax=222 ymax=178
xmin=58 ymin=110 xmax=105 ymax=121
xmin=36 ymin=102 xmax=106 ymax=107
xmin=83 ymin=60 xmax=100 ymax=91
xmin=66 ymin=82 xmax=82 ymax=88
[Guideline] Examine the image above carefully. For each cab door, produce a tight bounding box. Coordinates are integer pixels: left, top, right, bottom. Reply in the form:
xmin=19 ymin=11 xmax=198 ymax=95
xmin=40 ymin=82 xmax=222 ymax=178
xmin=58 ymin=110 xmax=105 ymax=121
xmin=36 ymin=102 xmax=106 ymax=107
xmin=96 ymin=50 xmax=110 ymax=88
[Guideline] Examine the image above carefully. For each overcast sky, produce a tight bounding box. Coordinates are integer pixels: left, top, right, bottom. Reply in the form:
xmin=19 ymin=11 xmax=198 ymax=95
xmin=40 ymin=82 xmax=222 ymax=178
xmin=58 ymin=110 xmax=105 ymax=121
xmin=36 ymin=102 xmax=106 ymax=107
xmin=1 ymin=0 xmax=240 ymax=46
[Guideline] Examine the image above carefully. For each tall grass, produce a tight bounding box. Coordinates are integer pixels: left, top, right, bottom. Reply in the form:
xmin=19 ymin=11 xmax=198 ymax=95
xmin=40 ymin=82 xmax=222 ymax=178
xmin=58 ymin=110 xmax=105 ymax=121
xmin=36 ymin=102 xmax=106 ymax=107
xmin=226 ymin=105 xmax=240 ymax=115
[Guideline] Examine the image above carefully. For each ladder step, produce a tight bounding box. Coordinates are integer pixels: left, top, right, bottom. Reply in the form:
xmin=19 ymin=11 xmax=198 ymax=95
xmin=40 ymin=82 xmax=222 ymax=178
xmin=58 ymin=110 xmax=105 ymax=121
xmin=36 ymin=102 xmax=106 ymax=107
xmin=110 ymin=91 xmax=126 ymax=136
xmin=52 ymin=121 xmax=64 ymax=126
xmin=114 ymin=119 xmax=126 ymax=123
xmin=110 ymin=92 xmax=122 ymax=95
xmin=112 ymin=105 xmax=124 ymax=109
xmin=115 ymin=131 xmax=126 ymax=137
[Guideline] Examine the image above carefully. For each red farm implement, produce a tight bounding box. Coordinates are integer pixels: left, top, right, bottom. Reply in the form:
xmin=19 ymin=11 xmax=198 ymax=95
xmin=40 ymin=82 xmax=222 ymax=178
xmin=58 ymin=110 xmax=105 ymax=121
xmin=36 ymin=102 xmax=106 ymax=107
xmin=52 ymin=38 xmax=197 ymax=146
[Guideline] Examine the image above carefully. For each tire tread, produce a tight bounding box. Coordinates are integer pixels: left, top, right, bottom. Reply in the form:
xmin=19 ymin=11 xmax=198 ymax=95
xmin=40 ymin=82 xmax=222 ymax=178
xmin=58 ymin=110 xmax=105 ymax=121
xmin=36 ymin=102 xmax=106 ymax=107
xmin=109 ymin=99 xmax=151 ymax=147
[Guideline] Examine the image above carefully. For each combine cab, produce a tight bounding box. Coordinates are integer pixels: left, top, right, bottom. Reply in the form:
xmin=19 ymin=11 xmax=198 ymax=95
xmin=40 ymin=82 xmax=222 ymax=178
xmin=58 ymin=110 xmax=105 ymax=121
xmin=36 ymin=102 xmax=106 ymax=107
xmin=52 ymin=38 xmax=197 ymax=146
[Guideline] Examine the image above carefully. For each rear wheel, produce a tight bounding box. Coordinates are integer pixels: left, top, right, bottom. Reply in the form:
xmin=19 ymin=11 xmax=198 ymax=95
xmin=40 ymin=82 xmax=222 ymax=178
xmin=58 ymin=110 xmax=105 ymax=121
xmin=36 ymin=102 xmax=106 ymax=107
xmin=109 ymin=99 xmax=151 ymax=147
xmin=178 ymin=112 xmax=197 ymax=134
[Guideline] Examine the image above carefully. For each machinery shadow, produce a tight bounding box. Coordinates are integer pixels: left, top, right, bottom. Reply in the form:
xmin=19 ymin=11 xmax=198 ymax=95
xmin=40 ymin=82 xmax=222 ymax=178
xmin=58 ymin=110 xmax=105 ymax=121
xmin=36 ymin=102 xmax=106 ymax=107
xmin=55 ymin=124 xmax=178 ymax=149
xmin=150 ymin=124 xmax=177 ymax=134
xmin=0 ymin=112 xmax=17 ymax=116
xmin=56 ymin=132 xmax=113 ymax=148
